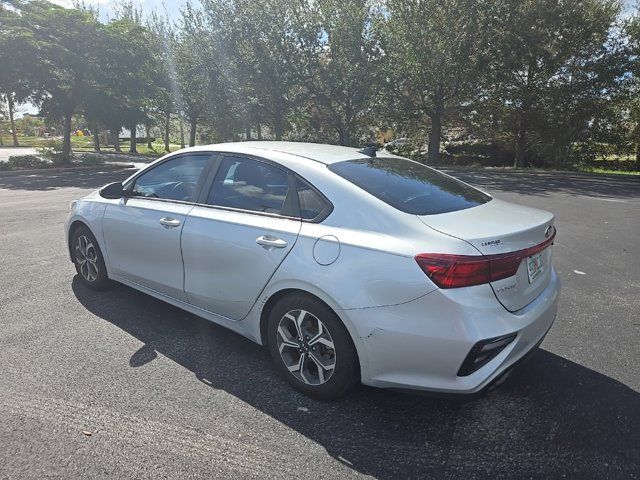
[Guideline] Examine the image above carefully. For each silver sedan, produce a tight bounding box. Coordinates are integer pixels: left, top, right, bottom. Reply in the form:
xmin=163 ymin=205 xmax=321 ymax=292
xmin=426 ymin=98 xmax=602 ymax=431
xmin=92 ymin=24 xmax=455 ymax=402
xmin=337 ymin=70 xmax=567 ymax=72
xmin=66 ymin=142 xmax=559 ymax=399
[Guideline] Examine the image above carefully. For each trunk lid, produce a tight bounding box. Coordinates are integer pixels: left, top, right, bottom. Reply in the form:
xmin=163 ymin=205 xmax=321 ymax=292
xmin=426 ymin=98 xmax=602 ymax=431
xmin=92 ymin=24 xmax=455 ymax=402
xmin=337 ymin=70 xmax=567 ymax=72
xmin=418 ymin=199 xmax=555 ymax=312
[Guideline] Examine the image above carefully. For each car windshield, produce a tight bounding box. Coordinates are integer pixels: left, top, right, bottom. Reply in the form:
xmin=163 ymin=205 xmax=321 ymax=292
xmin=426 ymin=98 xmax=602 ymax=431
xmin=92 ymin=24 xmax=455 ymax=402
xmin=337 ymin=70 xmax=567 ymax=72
xmin=328 ymin=157 xmax=491 ymax=215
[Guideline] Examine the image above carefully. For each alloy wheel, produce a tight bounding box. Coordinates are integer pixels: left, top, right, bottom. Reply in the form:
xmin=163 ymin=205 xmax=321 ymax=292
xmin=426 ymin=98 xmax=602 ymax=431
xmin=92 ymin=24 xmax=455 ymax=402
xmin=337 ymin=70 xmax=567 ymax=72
xmin=75 ymin=235 xmax=99 ymax=282
xmin=276 ymin=309 xmax=336 ymax=385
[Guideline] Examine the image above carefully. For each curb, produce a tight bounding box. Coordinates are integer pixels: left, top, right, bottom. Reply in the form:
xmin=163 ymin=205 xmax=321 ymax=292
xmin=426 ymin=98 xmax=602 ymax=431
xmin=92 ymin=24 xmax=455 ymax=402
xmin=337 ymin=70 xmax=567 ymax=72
xmin=0 ymin=163 xmax=136 ymax=177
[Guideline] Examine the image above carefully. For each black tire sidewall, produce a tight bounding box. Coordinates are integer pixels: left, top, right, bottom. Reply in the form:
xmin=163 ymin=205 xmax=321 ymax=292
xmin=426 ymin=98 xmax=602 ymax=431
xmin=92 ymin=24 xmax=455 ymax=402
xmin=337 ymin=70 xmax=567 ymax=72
xmin=71 ymin=226 xmax=110 ymax=290
xmin=267 ymin=294 xmax=359 ymax=400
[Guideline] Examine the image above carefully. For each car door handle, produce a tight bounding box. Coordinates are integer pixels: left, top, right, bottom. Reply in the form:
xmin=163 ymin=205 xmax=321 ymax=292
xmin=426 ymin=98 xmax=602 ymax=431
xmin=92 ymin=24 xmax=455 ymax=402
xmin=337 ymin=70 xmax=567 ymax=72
xmin=159 ymin=217 xmax=181 ymax=228
xmin=256 ymin=235 xmax=287 ymax=249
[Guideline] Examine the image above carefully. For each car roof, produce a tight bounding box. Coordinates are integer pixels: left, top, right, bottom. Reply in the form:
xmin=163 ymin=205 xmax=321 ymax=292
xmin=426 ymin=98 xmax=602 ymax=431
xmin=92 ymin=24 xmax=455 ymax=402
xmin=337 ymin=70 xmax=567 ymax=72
xmin=181 ymin=141 xmax=395 ymax=165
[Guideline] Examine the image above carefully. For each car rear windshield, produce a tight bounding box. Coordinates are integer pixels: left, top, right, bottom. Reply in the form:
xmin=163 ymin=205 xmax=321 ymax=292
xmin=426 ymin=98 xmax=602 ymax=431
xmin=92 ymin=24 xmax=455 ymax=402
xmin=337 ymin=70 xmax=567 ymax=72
xmin=328 ymin=157 xmax=491 ymax=215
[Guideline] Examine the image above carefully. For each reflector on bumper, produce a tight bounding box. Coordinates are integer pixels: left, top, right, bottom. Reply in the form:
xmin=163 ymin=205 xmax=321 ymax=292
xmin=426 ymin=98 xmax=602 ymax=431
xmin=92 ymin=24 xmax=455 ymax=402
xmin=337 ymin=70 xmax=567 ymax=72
xmin=457 ymin=333 xmax=517 ymax=376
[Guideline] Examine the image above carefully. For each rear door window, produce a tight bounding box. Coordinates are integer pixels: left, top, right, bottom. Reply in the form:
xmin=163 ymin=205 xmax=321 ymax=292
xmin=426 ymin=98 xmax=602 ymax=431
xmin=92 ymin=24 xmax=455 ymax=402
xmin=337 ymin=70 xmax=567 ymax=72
xmin=207 ymin=156 xmax=292 ymax=215
xmin=328 ymin=157 xmax=491 ymax=215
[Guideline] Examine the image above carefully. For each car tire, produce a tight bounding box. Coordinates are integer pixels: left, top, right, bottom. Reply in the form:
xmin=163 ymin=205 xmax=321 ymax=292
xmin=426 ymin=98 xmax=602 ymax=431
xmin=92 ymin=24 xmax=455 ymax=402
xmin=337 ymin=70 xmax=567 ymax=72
xmin=71 ymin=226 xmax=111 ymax=291
xmin=267 ymin=294 xmax=359 ymax=400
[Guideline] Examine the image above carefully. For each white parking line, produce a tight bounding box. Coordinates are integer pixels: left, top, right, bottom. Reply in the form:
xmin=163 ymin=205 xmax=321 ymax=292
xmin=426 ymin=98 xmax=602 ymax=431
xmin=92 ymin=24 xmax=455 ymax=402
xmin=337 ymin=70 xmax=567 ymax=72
xmin=581 ymin=196 xmax=628 ymax=203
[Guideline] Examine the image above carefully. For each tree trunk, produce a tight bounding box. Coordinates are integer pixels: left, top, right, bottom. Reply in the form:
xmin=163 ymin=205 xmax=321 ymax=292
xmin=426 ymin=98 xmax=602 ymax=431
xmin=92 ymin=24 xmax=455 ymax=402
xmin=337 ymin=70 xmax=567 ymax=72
xmin=635 ymin=143 xmax=640 ymax=170
xmin=7 ymin=94 xmax=19 ymax=147
xmin=274 ymin=118 xmax=283 ymax=141
xmin=129 ymin=124 xmax=137 ymax=153
xmin=179 ymin=121 xmax=185 ymax=148
xmin=274 ymin=105 xmax=283 ymax=141
xmin=343 ymin=125 xmax=351 ymax=147
xmin=427 ymin=93 xmax=444 ymax=164
xmin=164 ymin=112 xmax=171 ymax=152
xmin=245 ymin=124 xmax=251 ymax=140
xmin=337 ymin=125 xmax=346 ymax=146
xmin=112 ymin=130 xmax=121 ymax=152
xmin=146 ymin=123 xmax=152 ymax=150
xmin=61 ymin=110 xmax=73 ymax=162
xmin=189 ymin=117 xmax=197 ymax=147
xmin=514 ymin=112 xmax=527 ymax=168
xmin=92 ymin=126 xmax=100 ymax=152
xmin=256 ymin=122 xmax=262 ymax=140
xmin=427 ymin=116 xmax=442 ymax=164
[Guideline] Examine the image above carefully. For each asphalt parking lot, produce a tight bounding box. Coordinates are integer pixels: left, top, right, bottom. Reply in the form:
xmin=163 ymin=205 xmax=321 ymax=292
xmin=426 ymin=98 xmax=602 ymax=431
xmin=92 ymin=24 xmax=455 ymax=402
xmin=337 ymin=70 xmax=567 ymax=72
xmin=0 ymin=166 xmax=638 ymax=479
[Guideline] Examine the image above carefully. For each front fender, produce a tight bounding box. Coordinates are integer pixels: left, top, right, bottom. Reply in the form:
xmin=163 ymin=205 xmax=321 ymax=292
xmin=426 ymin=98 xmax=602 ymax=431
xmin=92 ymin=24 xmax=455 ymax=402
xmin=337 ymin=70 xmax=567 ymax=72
xmin=65 ymin=197 xmax=108 ymax=264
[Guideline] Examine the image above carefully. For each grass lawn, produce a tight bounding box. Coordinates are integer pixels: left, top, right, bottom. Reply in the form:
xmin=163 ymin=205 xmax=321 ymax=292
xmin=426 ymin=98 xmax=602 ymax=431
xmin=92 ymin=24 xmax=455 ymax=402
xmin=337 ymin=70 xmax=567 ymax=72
xmin=6 ymin=135 xmax=183 ymax=156
xmin=575 ymin=166 xmax=640 ymax=175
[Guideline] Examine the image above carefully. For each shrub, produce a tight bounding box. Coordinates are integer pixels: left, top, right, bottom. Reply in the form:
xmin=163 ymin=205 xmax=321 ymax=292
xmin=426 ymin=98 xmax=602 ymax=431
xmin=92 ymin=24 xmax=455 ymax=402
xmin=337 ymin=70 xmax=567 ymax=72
xmin=6 ymin=155 xmax=50 ymax=169
xmin=443 ymin=140 xmax=514 ymax=166
xmin=38 ymin=140 xmax=70 ymax=165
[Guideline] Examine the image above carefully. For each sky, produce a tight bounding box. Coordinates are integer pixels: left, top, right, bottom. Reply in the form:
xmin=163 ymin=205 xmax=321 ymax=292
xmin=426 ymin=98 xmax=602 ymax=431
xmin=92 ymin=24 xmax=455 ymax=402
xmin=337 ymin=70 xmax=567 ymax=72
xmin=49 ymin=0 xmax=635 ymax=20
xmin=50 ymin=0 xmax=191 ymax=22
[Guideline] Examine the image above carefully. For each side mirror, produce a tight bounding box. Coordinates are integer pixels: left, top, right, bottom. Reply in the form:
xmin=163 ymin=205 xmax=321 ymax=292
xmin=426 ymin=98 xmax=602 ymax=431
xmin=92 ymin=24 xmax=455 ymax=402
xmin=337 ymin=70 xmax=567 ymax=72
xmin=99 ymin=182 xmax=124 ymax=199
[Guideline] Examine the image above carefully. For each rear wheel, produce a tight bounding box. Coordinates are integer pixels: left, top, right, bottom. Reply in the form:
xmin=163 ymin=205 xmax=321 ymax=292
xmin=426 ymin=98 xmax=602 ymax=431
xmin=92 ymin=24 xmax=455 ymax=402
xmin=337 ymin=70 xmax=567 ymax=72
xmin=71 ymin=226 xmax=111 ymax=290
xmin=267 ymin=294 xmax=359 ymax=400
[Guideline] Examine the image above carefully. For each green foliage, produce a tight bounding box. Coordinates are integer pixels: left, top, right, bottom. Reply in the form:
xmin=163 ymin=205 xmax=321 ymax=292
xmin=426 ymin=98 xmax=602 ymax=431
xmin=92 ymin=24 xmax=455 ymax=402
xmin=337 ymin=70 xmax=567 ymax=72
xmin=5 ymin=155 xmax=50 ymax=169
xmin=473 ymin=0 xmax=626 ymax=168
xmin=37 ymin=140 xmax=69 ymax=164
xmin=173 ymin=4 xmax=233 ymax=146
xmin=301 ymin=0 xmax=385 ymax=146
xmin=1 ymin=0 xmax=639 ymax=172
xmin=210 ymin=0 xmax=335 ymax=141
xmin=382 ymin=0 xmax=494 ymax=162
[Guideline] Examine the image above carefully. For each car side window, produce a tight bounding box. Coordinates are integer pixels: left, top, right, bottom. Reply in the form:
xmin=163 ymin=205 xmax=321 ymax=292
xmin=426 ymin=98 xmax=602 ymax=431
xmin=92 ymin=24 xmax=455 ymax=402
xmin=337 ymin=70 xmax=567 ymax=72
xmin=131 ymin=155 xmax=210 ymax=202
xmin=207 ymin=156 xmax=290 ymax=215
xmin=296 ymin=176 xmax=329 ymax=220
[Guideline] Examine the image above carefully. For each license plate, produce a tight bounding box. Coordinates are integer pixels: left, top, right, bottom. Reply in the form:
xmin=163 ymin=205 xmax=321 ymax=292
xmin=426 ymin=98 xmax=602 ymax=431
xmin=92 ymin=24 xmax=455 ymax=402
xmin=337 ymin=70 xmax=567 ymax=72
xmin=526 ymin=252 xmax=544 ymax=284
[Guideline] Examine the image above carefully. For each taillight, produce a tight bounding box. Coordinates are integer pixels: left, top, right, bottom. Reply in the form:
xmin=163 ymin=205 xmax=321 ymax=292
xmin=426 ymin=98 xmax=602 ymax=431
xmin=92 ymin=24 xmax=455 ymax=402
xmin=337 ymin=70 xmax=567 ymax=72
xmin=415 ymin=228 xmax=556 ymax=289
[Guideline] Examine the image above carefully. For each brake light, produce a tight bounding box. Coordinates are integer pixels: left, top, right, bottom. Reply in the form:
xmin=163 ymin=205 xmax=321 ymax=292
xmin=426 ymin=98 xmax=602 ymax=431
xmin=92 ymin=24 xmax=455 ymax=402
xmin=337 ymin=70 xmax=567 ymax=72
xmin=415 ymin=228 xmax=556 ymax=289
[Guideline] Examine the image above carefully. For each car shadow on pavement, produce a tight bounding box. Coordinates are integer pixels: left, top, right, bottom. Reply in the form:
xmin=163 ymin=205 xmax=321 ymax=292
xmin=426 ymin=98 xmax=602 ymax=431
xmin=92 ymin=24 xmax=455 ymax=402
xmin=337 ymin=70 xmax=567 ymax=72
xmin=72 ymin=277 xmax=640 ymax=479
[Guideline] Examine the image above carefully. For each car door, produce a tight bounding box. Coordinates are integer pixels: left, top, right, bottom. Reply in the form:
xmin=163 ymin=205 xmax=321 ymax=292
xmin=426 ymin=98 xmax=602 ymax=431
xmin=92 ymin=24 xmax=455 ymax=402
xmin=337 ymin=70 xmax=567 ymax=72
xmin=181 ymin=154 xmax=302 ymax=320
xmin=102 ymin=153 xmax=213 ymax=301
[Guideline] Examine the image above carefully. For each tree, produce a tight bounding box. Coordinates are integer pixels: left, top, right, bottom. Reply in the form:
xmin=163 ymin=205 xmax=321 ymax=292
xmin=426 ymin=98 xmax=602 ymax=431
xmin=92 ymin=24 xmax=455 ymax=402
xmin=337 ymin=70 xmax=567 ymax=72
xmin=100 ymin=5 xmax=159 ymax=154
xmin=383 ymin=0 xmax=493 ymax=163
xmin=147 ymin=11 xmax=178 ymax=152
xmin=483 ymin=0 xmax=621 ymax=167
xmin=302 ymin=0 xmax=384 ymax=146
xmin=11 ymin=1 xmax=103 ymax=161
xmin=202 ymin=0 xmax=315 ymax=140
xmin=0 ymin=97 xmax=6 ymax=145
xmin=0 ymin=2 xmax=39 ymax=147
xmin=621 ymin=9 xmax=640 ymax=168
xmin=174 ymin=5 xmax=225 ymax=147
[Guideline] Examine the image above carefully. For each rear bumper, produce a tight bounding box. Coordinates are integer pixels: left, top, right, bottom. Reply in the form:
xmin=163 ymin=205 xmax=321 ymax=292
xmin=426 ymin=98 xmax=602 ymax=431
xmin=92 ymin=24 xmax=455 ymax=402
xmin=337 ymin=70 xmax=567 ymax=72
xmin=344 ymin=268 xmax=560 ymax=394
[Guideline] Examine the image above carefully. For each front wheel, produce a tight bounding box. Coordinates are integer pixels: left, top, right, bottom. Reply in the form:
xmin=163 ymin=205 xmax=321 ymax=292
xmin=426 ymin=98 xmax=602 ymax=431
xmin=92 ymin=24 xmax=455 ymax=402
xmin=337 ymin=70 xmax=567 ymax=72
xmin=267 ymin=294 xmax=359 ymax=400
xmin=71 ymin=226 xmax=111 ymax=290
